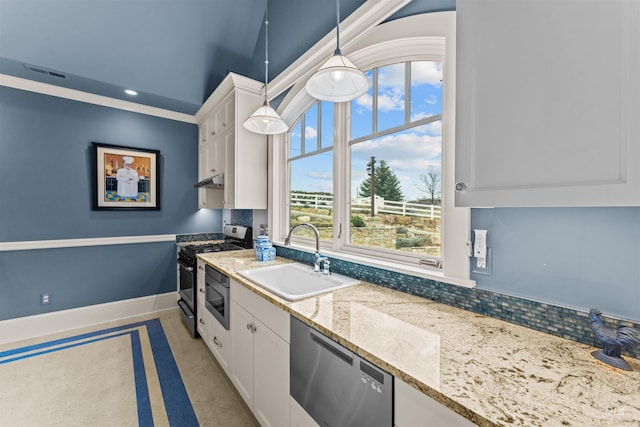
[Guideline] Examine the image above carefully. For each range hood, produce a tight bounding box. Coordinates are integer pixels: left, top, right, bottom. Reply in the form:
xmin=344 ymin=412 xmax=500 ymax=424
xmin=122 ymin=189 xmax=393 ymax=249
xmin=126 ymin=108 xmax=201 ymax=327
xmin=194 ymin=173 xmax=224 ymax=189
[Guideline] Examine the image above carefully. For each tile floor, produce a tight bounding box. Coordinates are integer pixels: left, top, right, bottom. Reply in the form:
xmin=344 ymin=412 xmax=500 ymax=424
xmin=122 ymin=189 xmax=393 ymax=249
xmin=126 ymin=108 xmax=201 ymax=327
xmin=0 ymin=308 xmax=259 ymax=427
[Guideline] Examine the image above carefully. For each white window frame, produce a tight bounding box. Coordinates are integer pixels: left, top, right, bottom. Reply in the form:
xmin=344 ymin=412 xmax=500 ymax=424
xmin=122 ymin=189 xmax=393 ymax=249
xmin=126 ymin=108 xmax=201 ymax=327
xmin=268 ymin=12 xmax=473 ymax=287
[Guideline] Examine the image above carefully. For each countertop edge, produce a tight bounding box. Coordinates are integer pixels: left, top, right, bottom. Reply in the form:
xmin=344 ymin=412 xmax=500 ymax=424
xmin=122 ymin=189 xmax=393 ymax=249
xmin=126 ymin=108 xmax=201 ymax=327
xmin=197 ymin=252 xmax=495 ymax=426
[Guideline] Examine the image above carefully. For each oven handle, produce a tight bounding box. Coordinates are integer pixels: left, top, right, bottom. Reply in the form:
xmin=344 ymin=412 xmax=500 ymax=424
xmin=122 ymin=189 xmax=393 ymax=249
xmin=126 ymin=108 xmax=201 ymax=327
xmin=178 ymin=259 xmax=194 ymax=272
xmin=178 ymin=300 xmax=194 ymax=319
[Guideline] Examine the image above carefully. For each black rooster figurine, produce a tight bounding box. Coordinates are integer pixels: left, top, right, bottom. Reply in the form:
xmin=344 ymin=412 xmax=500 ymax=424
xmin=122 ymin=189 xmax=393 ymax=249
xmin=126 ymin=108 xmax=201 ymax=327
xmin=589 ymin=308 xmax=639 ymax=371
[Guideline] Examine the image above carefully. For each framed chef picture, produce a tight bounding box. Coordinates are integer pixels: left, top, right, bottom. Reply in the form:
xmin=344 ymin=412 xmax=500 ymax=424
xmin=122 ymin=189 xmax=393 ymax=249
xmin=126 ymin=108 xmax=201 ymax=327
xmin=91 ymin=142 xmax=161 ymax=210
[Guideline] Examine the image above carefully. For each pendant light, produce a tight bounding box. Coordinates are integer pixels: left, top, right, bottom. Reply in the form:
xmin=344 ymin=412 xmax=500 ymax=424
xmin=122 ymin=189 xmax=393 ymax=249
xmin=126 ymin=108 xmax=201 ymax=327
xmin=244 ymin=0 xmax=288 ymax=135
xmin=305 ymin=0 xmax=370 ymax=102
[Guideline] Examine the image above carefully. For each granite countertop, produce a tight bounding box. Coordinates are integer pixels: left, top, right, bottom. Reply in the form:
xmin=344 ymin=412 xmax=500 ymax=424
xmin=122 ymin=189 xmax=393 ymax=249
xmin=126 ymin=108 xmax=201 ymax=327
xmin=197 ymin=250 xmax=640 ymax=427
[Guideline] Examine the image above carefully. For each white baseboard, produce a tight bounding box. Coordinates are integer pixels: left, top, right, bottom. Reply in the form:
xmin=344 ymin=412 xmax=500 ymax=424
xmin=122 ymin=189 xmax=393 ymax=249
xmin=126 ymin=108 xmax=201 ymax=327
xmin=0 ymin=292 xmax=179 ymax=345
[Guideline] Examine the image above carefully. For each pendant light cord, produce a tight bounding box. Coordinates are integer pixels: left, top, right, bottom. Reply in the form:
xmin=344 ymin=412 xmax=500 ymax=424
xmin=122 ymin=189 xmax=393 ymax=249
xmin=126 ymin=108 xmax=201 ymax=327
xmin=335 ymin=0 xmax=341 ymax=54
xmin=264 ymin=1 xmax=270 ymax=103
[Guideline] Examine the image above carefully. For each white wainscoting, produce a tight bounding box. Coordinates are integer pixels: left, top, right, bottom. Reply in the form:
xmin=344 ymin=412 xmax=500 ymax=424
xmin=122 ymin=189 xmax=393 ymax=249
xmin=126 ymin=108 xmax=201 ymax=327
xmin=0 ymin=292 xmax=179 ymax=345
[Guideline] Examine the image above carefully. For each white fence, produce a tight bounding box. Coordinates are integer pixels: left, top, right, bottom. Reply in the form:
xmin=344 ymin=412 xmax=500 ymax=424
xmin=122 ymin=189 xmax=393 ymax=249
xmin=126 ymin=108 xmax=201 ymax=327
xmin=291 ymin=192 xmax=441 ymax=220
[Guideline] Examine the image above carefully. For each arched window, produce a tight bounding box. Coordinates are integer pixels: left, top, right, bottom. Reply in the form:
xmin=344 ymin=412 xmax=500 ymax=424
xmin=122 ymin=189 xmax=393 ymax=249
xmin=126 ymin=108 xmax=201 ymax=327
xmin=270 ymin=12 xmax=472 ymax=286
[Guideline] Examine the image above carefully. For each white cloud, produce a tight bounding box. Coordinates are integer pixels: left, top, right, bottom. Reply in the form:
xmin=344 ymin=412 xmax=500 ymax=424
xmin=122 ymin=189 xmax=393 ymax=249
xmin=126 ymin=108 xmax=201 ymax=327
xmin=378 ymin=88 xmax=404 ymax=112
xmin=307 ymin=171 xmax=332 ymax=180
xmin=309 ymin=181 xmax=333 ymax=192
xmin=411 ymin=61 xmax=443 ymax=86
xmin=425 ymin=94 xmax=438 ymax=105
xmin=378 ymin=63 xmax=405 ymax=88
xmin=305 ymin=126 xmax=317 ymax=139
xmin=351 ymin=132 xmax=442 ymax=162
xmin=354 ymin=93 xmax=373 ymax=111
xmin=349 ymin=131 xmax=443 ymax=201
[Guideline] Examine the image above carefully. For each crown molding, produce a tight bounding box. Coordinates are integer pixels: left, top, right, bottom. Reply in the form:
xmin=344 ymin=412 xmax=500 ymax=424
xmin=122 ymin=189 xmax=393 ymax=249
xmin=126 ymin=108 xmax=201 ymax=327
xmin=194 ymin=72 xmax=263 ymax=122
xmin=0 ymin=74 xmax=197 ymax=124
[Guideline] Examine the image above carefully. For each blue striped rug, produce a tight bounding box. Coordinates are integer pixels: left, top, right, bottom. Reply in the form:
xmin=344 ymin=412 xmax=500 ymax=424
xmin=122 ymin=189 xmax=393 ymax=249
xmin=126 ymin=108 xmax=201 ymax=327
xmin=0 ymin=318 xmax=198 ymax=427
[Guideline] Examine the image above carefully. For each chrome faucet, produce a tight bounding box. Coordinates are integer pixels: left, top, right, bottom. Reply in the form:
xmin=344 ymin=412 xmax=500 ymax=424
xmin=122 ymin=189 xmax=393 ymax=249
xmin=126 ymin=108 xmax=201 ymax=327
xmin=284 ymin=223 xmax=328 ymax=273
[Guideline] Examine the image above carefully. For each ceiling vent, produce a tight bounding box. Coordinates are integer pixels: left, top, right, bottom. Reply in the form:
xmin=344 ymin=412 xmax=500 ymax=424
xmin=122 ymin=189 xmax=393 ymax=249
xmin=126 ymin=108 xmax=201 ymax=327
xmin=23 ymin=63 xmax=70 ymax=80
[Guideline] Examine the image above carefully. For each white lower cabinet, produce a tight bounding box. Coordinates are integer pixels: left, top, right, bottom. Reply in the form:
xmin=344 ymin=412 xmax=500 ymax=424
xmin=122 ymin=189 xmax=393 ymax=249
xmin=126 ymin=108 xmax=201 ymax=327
xmin=196 ymin=260 xmax=232 ymax=376
xmin=230 ymin=279 xmax=290 ymax=427
xmin=394 ymin=379 xmax=476 ymax=427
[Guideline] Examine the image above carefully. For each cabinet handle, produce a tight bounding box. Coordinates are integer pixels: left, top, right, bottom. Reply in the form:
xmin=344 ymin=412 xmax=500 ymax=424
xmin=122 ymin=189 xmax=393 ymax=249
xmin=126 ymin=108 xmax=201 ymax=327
xmin=455 ymin=182 xmax=467 ymax=191
xmin=246 ymin=323 xmax=252 ymax=331
xmin=199 ymin=318 xmax=205 ymax=325
xmin=213 ymin=336 xmax=222 ymax=347
xmin=246 ymin=323 xmax=256 ymax=333
xmin=210 ymin=131 xmax=216 ymax=136
xmin=210 ymin=168 xmax=216 ymax=173
xmin=222 ymin=122 xmax=227 ymax=127
xmin=198 ymin=265 xmax=203 ymax=270
xmin=199 ymin=288 xmax=205 ymax=293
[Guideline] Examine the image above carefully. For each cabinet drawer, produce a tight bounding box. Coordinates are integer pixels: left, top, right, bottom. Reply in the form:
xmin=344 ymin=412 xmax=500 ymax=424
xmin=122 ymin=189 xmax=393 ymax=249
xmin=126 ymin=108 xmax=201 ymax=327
xmin=231 ymin=279 xmax=289 ymax=342
xmin=208 ymin=315 xmax=232 ymax=375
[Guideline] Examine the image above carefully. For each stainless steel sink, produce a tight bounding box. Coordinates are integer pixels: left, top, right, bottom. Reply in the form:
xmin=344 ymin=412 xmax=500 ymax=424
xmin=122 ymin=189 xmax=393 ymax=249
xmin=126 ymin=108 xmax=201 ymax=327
xmin=238 ymin=262 xmax=359 ymax=301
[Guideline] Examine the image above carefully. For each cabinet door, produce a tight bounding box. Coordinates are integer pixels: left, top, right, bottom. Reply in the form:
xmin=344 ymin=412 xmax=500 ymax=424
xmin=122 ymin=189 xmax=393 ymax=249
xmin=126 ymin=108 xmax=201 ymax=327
xmin=253 ymin=318 xmax=289 ymax=427
xmin=230 ymin=300 xmax=254 ymax=408
xmin=455 ymin=0 xmax=640 ymax=207
xmin=394 ymin=379 xmax=476 ymax=427
xmin=211 ymin=136 xmax=225 ymax=177
xmin=205 ymin=139 xmax=223 ymax=178
xmin=215 ymin=94 xmax=234 ymax=135
xmin=208 ymin=316 xmax=232 ymax=376
xmin=197 ymin=144 xmax=212 ymax=209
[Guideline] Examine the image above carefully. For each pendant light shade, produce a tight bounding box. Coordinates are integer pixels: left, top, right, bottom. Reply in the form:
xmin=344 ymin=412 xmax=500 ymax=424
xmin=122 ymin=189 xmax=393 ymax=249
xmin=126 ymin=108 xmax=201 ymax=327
xmin=306 ymin=0 xmax=369 ymax=102
xmin=306 ymin=49 xmax=369 ymax=102
xmin=243 ymin=100 xmax=289 ymax=134
xmin=244 ymin=0 xmax=287 ymax=135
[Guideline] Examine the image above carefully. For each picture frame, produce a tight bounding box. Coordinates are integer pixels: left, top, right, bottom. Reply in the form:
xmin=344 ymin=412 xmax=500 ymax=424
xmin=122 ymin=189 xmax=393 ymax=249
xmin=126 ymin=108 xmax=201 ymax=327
xmin=91 ymin=142 xmax=160 ymax=210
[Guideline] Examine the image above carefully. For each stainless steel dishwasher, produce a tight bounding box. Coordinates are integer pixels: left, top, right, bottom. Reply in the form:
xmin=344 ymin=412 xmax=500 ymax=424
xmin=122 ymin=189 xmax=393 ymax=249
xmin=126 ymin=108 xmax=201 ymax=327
xmin=290 ymin=316 xmax=393 ymax=427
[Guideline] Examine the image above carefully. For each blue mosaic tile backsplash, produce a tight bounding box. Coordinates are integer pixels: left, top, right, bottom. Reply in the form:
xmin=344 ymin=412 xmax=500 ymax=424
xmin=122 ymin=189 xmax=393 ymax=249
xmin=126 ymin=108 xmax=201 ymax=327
xmin=230 ymin=209 xmax=253 ymax=227
xmin=275 ymin=245 xmax=640 ymax=359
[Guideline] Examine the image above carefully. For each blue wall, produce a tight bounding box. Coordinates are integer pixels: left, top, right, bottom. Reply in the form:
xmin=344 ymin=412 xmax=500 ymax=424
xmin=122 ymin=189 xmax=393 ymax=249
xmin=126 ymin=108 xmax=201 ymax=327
xmin=471 ymin=208 xmax=640 ymax=322
xmin=0 ymin=87 xmax=222 ymax=320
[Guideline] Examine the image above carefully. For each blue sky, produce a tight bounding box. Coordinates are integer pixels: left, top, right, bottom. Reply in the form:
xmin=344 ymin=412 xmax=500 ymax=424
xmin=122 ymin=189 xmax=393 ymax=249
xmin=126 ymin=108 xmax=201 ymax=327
xmin=290 ymin=61 xmax=443 ymax=202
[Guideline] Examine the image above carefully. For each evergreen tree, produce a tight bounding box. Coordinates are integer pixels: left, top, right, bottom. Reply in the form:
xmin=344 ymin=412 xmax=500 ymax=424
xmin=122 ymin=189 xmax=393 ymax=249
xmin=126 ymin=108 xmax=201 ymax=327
xmin=359 ymin=160 xmax=404 ymax=201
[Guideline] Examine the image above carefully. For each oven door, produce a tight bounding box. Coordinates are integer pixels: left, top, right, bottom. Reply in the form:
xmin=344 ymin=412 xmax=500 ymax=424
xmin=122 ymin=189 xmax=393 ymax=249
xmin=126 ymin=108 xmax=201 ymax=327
xmin=205 ymin=266 xmax=230 ymax=330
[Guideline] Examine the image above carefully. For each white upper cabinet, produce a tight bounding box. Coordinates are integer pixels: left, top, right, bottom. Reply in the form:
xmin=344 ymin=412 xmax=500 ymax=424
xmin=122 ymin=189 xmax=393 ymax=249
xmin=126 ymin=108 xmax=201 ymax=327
xmin=455 ymin=0 xmax=640 ymax=207
xmin=196 ymin=73 xmax=269 ymax=209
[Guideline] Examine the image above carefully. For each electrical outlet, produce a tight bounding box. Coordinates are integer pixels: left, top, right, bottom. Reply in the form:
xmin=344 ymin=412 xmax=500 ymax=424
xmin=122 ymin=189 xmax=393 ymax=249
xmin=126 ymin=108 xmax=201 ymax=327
xmin=40 ymin=293 xmax=51 ymax=305
xmin=472 ymin=247 xmax=492 ymax=275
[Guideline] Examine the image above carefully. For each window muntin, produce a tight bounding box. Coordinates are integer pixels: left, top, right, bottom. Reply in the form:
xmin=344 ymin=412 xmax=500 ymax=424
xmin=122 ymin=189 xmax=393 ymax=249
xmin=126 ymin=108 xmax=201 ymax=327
xmin=348 ymin=61 xmax=443 ymax=260
xmin=288 ymin=101 xmax=335 ymax=242
xmin=274 ymin=14 xmax=469 ymax=283
xmin=350 ymin=70 xmax=374 ymax=140
xmin=377 ymin=63 xmax=406 ymax=132
xmin=287 ymin=61 xmax=443 ymax=261
xmin=411 ymin=61 xmax=443 ymax=120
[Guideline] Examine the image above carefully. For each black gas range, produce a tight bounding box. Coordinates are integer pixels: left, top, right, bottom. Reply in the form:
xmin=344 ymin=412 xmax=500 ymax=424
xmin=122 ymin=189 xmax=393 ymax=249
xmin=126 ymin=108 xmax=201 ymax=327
xmin=178 ymin=225 xmax=252 ymax=337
